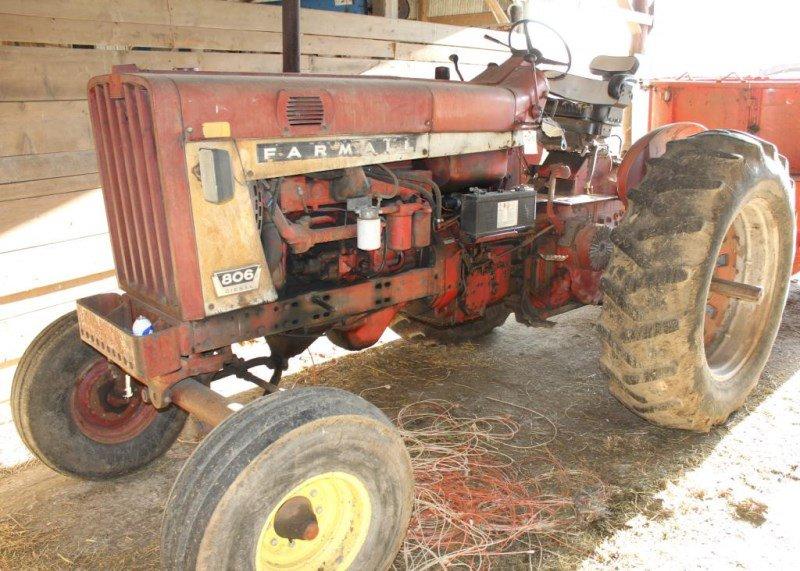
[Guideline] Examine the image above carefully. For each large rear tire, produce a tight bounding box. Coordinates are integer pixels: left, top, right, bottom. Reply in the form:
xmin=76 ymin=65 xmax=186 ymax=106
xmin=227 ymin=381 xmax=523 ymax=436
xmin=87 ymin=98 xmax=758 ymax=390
xmin=599 ymin=131 xmax=795 ymax=431
xmin=162 ymin=387 xmax=413 ymax=570
xmin=11 ymin=311 xmax=187 ymax=479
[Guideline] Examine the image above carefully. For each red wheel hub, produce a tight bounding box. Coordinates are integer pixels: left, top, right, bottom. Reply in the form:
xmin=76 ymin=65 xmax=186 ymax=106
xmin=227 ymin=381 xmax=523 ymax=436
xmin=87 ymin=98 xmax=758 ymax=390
xmin=70 ymin=359 xmax=157 ymax=444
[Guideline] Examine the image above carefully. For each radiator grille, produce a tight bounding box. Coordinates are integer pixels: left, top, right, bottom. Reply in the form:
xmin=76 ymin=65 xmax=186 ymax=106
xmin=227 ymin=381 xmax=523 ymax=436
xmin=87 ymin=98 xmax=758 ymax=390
xmin=88 ymin=82 xmax=178 ymax=312
xmin=285 ymin=95 xmax=325 ymax=126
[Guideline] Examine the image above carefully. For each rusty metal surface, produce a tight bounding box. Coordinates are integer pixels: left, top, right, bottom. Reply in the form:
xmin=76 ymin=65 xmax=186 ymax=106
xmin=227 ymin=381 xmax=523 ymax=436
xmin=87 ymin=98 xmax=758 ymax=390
xmin=88 ymin=75 xmax=205 ymax=321
xmin=425 ymin=150 xmax=510 ymax=191
xmin=170 ymin=378 xmax=232 ymax=427
xmin=189 ymin=266 xmax=438 ymax=353
xmin=70 ymin=357 xmax=157 ymax=444
xmin=88 ymin=82 xmax=178 ymax=314
xmin=78 ymin=53 xmax=635 ymax=421
xmin=91 ymin=65 xmax=532 ymax=143
xmin=77 ymin=293 xmax=182 ymax=380
xmin=76 ymin=266 xmax=437 ymax=390
xmin=273 ymin=496 xmax=319 ymax=541
xmin=84 ymin=58 xmax=549 ymax=325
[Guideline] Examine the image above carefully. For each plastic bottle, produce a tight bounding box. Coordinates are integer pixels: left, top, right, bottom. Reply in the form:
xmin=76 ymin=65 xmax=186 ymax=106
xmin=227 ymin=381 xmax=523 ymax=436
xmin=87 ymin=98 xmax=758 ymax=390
xmin=132 ymin=315 xmax=154 ymax=336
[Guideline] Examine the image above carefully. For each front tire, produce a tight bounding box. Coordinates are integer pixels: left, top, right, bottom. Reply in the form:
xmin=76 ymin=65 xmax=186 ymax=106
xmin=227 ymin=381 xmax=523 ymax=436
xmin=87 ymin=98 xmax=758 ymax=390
xmin=162 ymin=387 xmax=413 ymax=571
xmin=11 ymin=311 xmax=187 ymax=479
xmin=600 ymin=131 xmax=795 ymax=431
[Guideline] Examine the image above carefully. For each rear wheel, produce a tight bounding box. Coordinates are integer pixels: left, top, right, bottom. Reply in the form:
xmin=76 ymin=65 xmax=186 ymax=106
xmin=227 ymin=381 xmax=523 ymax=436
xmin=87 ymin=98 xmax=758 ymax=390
xmin=600 ymin=131 xmax=795 ymax=431
xmin=162 ymin=387 xmax=413 ymax=570
xmin=392 ymin=304 xmax=510 ymax=344
xmin=11 ymin=311 xmax=187 ymax=479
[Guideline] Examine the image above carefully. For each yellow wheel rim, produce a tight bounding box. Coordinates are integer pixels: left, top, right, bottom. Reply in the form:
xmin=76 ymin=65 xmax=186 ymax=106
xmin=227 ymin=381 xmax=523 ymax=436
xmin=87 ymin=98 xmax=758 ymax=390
xmin=255 ymin=471 xmax=372 ymax=570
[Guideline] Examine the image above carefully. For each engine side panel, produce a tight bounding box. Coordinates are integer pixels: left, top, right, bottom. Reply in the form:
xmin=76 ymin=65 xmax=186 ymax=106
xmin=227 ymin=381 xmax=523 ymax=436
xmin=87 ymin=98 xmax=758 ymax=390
xmin=184 ymin=140 xmax=277 ymax=316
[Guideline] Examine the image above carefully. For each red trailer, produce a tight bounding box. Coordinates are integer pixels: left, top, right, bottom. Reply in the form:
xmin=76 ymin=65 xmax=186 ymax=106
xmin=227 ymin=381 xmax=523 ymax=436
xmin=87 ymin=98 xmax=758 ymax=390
xmin=649 ymin=76 xmax=800 ymax=271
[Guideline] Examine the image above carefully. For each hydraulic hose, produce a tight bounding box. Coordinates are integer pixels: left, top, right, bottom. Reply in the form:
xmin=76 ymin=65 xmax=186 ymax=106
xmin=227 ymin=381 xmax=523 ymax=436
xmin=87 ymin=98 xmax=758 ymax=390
xmin=391 ymin=171 xmax=443 ymax=223
xmin=364 ymin=167 xmax=440 ymax=224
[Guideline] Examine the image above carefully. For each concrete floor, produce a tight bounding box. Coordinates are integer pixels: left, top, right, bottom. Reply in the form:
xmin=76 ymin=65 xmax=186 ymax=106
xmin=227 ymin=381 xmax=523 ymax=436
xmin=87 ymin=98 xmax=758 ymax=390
xmin=1 ymin=284 xmax=800 ymax=569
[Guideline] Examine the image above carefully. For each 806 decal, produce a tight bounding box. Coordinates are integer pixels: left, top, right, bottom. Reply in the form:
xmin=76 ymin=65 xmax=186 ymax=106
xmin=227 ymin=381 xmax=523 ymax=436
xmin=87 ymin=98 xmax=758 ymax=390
xmin=211 ymin=264 xmax=261 ymax=297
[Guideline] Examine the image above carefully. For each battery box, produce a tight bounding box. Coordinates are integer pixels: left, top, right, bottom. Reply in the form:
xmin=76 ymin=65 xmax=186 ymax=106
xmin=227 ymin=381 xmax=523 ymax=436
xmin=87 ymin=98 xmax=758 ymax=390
xmin=460 ymin=187 xmax=537 ymax=239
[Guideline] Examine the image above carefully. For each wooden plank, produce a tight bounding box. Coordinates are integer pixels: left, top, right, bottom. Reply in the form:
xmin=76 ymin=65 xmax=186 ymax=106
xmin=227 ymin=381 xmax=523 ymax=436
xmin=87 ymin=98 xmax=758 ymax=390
xmin=0 ymin=275 xmax=116 ymax=321
xmin=0 ymin=269 xmax=115 ymax=306
xmin=0 ymin=173 xmax=101 ymax=202
xmin=618 ymin=7 xmax=653 ymax=26
xmin=0 ymin=100 xmax=92 ymax=156
xmin=0 ymin=368 xmax=14 ymax=403
xmin=169 ymin=0 xmax=511 ymax=50
xmin=0 ymin=301 xmax=75 ymax=365
xmin=0 ymin=0 xmax=170 ymax=26
xmin=0 ymin=44 xmax=500 ymax=103
xmin=0 ymin=14 xmax=396 ymax=59
xmin=0 ymin=188 xmax=108 ymax=253
xmin=0 ymin=0 xmax=511 ymax=52
xmin=0 ymin=14 xmax=173 ymax=49
xmin=311 ymin=56 xmax=487 ymax=80
xmin=0 ymin=150 xmax=97 ymax=184
xmin=419 ymin=0 xmax=429 ymax=21
xmin=0 ymin=233 xmax=113 ymax=297
xmin=0 ymin=46 xmax=286 ymax=102
xmin=0 ymin=238 xmax=116 ymax=365
xmin=483 ymin=0 xmax=511 ymax=25
xmin=427 ymin=12 xmax=499 ymax=28
xmin=394 ymin=42 xmax=507 ymax=66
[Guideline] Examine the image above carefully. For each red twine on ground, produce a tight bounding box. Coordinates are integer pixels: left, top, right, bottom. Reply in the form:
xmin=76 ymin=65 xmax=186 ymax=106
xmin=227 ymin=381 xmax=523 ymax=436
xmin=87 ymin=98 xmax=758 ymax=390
xmin=393 ymin=400 xmax=606 ymax=570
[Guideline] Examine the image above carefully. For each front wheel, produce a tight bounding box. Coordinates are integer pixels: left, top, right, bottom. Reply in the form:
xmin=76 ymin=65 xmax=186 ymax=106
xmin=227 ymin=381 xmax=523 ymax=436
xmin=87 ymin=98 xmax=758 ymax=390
xmin=600 ymin=131 xmax=795 ymax=431
xmin=11 ymin=311 xmax=187 ymax=479
xmin=162 ymin=387 xmax=414 ymax=570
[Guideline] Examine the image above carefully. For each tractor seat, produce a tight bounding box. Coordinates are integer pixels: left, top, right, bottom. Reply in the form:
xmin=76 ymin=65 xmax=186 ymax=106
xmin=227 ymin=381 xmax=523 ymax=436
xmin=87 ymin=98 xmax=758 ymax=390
xmin=590 ymin=55 xmax=640 ymax=78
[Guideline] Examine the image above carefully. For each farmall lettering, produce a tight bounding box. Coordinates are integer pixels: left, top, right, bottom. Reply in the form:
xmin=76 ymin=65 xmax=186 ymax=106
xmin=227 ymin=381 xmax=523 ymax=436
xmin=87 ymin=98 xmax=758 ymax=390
xmin=257 ymin=135 xmax=417 ymax=163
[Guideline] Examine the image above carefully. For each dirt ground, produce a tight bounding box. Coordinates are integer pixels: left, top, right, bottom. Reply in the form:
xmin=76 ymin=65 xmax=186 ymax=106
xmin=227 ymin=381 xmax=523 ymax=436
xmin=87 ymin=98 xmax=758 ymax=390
xmin=2 ymin=284 xmax=800 ymax=569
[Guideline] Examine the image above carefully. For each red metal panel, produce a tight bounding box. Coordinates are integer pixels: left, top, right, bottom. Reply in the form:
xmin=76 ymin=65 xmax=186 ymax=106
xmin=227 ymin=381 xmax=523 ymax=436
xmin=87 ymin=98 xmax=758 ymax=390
xmin=88 ymin=77 xmax=202 ymax=319
xmin=159 ymin=73 xmax=518 ymax=140
xmin=759 ymin=87 xmax=800 ymax=172
xmin=649 ymin=78 xmax=800 ymax=173
xmin=649 ymin=77 xmax=800 ymax=273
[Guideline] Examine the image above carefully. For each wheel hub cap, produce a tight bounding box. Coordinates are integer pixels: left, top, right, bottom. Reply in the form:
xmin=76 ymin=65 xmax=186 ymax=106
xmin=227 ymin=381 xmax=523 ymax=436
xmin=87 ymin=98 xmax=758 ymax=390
xmin=70 ymin=359 xmax=156 ymax=444
xmin=255 ymin=471 xmax=371 ymax=570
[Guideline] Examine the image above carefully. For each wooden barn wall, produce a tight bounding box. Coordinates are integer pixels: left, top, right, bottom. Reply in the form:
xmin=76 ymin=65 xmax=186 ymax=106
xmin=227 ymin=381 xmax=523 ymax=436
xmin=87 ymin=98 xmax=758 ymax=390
xmin=0 ymin=0 xmax=637 ymax=373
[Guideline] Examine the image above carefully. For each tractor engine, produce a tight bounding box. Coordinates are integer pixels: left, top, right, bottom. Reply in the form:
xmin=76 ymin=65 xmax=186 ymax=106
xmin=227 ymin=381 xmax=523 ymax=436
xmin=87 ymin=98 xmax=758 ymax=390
xmin=249 ymin=148 xmax=534 ymax=349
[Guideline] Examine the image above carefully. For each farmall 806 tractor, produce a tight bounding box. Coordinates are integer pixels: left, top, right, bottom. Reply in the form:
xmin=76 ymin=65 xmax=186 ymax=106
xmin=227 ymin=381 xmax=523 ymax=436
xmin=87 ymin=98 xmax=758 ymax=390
xmin=10 ymin=20 xmax=796 ymax=570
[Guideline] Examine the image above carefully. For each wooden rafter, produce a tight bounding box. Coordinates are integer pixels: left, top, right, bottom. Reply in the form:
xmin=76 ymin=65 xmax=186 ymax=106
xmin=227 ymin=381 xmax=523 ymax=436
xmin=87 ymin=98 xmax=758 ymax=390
xmin=483 ymin=0 xmax=510 ymax=25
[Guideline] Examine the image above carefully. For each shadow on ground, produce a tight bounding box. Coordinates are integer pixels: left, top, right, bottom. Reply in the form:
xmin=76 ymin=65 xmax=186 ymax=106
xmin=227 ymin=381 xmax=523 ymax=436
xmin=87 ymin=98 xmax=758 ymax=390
xmin=2 ymin=285 xmax=800 ymax=569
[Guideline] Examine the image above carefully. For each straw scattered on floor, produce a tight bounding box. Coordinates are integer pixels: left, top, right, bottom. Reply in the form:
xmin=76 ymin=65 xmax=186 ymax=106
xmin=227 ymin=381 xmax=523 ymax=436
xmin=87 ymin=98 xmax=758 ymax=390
xmin=394 ymin=400 xmax=608 ymax=570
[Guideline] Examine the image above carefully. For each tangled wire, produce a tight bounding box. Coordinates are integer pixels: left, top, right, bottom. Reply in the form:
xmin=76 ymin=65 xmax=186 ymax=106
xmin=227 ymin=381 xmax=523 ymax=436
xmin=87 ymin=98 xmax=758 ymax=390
xmin=393 ymin=400 xmax=607 ymax=570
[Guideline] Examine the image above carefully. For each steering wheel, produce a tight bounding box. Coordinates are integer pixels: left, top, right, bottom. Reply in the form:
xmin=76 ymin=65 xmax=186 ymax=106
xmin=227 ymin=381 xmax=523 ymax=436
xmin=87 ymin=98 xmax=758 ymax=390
xmin=508 ymin=19 xmax=572 ymax=80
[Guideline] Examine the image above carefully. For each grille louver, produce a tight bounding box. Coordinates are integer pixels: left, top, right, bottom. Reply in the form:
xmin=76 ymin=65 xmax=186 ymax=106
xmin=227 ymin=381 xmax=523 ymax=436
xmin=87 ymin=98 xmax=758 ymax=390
xmin=88 ymin=82 xmax=178 ymax=313
xmin=285 ymin=95 xmax=325 ymax=126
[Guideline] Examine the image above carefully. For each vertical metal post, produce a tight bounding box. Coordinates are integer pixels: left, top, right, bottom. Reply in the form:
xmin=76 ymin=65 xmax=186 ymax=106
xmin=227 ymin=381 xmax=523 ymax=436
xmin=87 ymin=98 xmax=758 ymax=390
xmin=282 ymin=0 xmax=300 ymax=73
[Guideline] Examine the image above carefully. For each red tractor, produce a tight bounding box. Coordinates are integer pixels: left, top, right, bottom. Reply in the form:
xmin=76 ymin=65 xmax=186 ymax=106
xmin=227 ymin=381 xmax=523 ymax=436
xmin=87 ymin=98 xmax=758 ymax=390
xmin=10 ymin=20 xmax=796 ymax=569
